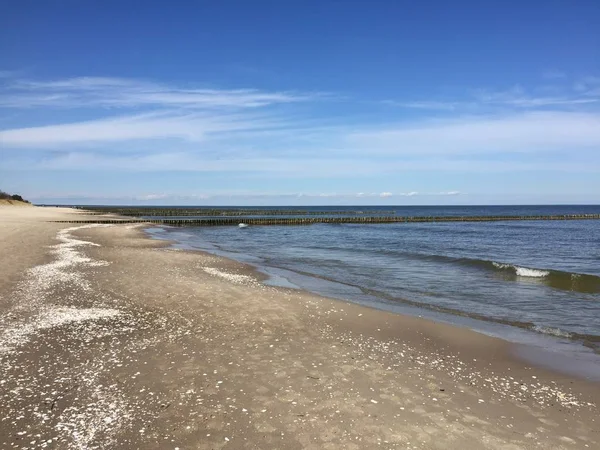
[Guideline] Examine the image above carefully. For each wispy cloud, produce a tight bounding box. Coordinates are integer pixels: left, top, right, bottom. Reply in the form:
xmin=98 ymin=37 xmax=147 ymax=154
xmin=390 ymin=79 xmax=600 ymax=112
xmin=27 ymin=191 xmax=464 ymax=205
xmin=383 ymin=100 xmax=462 ymax=111
xmin=0 ymin=74 xmax=324 ymax=150
xmin=356 ymin=191 xmax=442 ymax=198
xmin=1 ymin=73 xmax=599 ymax=184
xmin=0 ymin=110 xmax=296 ymax=147
xmin=0 ymin=75 xmax=318 ymax=109
xmin=574 ymin=76 xmax=600 ymax=96
xmin=346 ymin=111 xmax=600 ymax=155
xmin=473 ymin=85 xmax=598 ymax=108
xmin=6 ymin=150 xmax=596 ymax=177
xmin=3 ymin=107 xmax=600 ymax=156
xmin=137 ymin=193 xmax=168 ymax=201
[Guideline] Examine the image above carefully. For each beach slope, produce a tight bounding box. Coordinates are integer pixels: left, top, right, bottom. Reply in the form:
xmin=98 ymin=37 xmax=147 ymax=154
xmin=0 ymin=206 xmax=598 ymax=449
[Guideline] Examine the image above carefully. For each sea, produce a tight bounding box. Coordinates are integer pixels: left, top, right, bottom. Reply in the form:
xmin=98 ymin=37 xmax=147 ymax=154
xmin=145 ymin=205 xmax=600 ymax=379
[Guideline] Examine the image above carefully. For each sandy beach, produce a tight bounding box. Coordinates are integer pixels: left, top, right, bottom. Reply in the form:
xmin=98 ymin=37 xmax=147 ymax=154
xmin=0 ymin=205 xmax=598 ymax=449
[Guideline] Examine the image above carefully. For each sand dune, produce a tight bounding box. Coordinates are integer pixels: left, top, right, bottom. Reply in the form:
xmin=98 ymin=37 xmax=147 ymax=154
xmin=0 ymin=199 xmax=32 ymax=206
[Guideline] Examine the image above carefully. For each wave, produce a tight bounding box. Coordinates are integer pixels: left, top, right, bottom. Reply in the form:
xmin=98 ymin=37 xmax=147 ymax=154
xmin=293 ymin=246 xmax=600 ymax=294
xmin=515 ymin=267 xmax=550 ymax=278
xmin=369 ymin=250 xmax=600 ymax=293
xmin=492 ymin=262 xmax=550 ymax=278
xmin=484 ymin=260 xmax=600 ymax=293
xmin=389 ymin=252 xmax=600 ymax=294
xmin=529 ymin=325 xmax=600 ymax=353
xmin=531 ymin=325 xmax=573 ymax=339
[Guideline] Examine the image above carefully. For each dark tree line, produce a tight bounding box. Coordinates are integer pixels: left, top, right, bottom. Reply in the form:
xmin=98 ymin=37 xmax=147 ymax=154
xmin=0 ymin=190 xmax=29 ymax=203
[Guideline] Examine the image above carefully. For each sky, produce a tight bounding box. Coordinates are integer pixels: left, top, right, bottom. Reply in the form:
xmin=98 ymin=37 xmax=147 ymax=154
xmin=1 ymin=0 xmax=599 ymax=205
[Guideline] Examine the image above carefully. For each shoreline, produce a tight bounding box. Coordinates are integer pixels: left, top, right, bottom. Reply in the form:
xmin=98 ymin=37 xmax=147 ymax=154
xmin=145 ymin=224 xmax=600 ymax=381
xmin=1 ymin=206 xmax=599 ymax=449
xmin=95 ymin=221 xmax=600 ymax=387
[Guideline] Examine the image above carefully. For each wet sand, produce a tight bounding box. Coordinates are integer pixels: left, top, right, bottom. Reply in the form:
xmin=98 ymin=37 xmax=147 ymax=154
xmin=0 ymin=206 xmax=598 ymax=449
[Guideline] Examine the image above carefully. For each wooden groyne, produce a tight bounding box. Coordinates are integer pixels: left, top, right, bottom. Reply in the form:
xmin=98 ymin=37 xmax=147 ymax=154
xmin=53 ymin=214 xmax=600 ymax=226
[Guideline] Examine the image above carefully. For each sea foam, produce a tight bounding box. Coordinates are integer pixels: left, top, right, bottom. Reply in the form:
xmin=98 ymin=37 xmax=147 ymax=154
xmin=532 ymin=325 xmax=573 ymax=339
xmin=492 ymin=262 xmax=549 ymax=278
xmin=515 ymin=266 xmax=550 ymax=278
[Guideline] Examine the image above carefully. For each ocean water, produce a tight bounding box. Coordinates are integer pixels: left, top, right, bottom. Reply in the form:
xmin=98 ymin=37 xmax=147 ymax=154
xmin=146 ymin=205 xmax=600 ymax=360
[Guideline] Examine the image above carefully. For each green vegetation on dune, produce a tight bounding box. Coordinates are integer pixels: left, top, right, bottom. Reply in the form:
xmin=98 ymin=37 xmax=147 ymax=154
xmin=0 ymin=190 xmax=30 ymax=203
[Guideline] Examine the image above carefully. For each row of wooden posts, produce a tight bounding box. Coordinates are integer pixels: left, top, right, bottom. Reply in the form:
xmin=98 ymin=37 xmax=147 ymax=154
xmin=53 ymin=214 xmax=600 ymax=226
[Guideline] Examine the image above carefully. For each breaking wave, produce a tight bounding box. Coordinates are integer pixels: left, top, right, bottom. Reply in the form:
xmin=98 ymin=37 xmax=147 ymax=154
xmin=450 ymin=258 xmax=599 ymax=294
xmin=382 ymin=251 xmax=600 ymax=294
xmin=492 ymin=262 xmax=550 ymax=278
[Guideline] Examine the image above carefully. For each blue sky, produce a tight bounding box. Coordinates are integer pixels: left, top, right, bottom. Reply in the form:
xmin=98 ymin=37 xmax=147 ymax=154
xmin=1 ymin=0 xmax=599 ymax=205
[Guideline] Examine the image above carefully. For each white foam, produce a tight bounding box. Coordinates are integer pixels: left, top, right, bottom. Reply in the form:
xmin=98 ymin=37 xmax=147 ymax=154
xmin=532 ymin=325 xmax=573 ymax=339
xmin=202 ymin=267 xmax=257 ymax=285
xmin=515 ymin=266 xmax=549 ymax=278
xmin=492 ymin=261 xmax=549 ymax=278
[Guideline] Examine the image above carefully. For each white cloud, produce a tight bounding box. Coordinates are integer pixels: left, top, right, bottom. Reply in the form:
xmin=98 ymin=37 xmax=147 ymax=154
xmin=3 ymin=109 xmax=600 ymax=158
xmin=1 ymin=73 xmax=599 ymax=182
xmin=475 ymin=86 xmax=598 ymax=107
xmin=137 ymin=193 xmax=168 ymax=201
xmin=0 ymin=74 xmax=321 ymax=149
xmin=391 ymin=81 xmax=600 ymax=111
xmin=383 ymin=100 xmax=460 ymax=111
xmin=346 ymin=111 xmax=600 ymax=155
xmin=0 ymin=111 xmax=296 ymax=147
xmin=3 ymin=148 xmax=599 ymax=177
xmin=1 ymin=75 xmax=316 ymax=109
xmin=379 ymin=192 xmax=392 ymax=197
xmin=574 ymin=76 xmax=600 ymax=96
xmin=25 ymin=191 xmax=463 ymax=204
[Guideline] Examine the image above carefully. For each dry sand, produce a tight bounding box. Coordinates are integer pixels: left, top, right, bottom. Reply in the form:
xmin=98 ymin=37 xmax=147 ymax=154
xmin=0 ymin=205 xmax=598 ymax=449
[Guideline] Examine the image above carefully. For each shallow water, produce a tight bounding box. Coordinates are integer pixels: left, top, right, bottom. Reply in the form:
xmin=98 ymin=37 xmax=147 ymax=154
xmin=146 ymin=205 xmax=600 ymax=374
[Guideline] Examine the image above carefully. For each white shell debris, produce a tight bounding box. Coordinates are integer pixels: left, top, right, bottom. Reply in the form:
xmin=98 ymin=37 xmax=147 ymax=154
xmin=0 ymin=224 xmax=117 ymax=354
xmin=0 ymin=224 xmax=135 ymax=450
xmin=0 ymin=307 xmax=120 ymax=354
